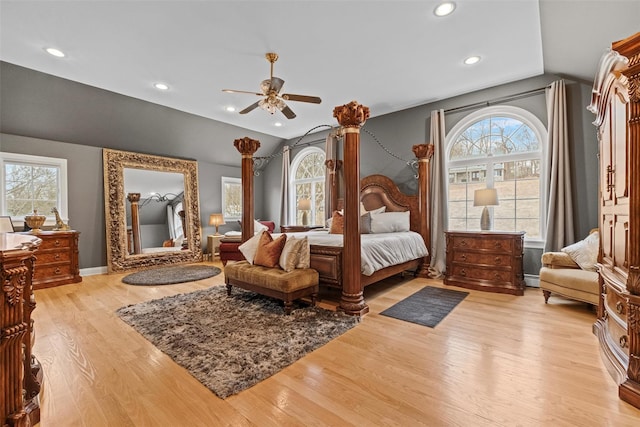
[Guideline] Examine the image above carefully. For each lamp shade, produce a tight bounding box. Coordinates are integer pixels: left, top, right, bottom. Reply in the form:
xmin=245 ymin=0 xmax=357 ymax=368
xmin=473 ymin=188 xmax=499 ymax=207
xmin=209 ymin=213 xmax=225 ymax=227
xmin=297 ymin=198 xmax=311 ymax=210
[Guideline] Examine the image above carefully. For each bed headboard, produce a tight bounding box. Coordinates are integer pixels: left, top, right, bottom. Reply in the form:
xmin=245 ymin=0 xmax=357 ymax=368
xmin=359 ymin=174 xmax=420 ymax=233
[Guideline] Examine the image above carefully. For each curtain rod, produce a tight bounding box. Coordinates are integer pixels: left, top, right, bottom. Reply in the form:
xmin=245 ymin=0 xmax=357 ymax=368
xmin=444 ymin=85 xmax=549 ymax=115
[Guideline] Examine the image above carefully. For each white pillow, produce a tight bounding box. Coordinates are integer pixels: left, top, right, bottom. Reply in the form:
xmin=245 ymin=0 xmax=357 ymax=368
xmin=254 ymin=219 xmax=268 ymax=235
xmin=370 ymin=211 xmax=410 ymax=233
xmin=238 ymin=230 xmax=265 ymax=264
xmin=561 ymin=230 xmax=599 ymax=271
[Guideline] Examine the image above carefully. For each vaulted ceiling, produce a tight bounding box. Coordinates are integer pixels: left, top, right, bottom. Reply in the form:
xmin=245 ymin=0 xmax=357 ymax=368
xmin=1 ymin=1 xmax=638 ymax=139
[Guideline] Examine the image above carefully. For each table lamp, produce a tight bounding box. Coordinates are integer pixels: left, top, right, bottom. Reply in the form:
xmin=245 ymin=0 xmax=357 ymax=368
xmin=297 ymin=198 xmax=311 ymax=226
xmin=209 ymin=213 xmax=225 ymax=235
xmin=474 ymin=188 xmax=499 ymax=231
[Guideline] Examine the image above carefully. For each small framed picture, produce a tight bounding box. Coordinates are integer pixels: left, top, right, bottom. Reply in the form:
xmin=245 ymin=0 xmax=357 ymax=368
xmin=0 ymin=216 xmax=15 ymax=233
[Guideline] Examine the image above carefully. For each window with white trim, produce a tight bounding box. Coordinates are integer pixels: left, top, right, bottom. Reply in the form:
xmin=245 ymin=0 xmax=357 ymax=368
xmin=221 ymin=176 xmax=242 ymax=221
xmin=289 ymin=147 xmax=325 ymax=226
xmin=0 ymin=152 xmax=68 ymax=226
xmin=446 ymin=106 xmax=546 ymax=241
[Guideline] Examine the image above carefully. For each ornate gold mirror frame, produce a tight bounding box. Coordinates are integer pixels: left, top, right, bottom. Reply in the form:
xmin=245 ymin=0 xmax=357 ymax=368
xmin=103 ymin=148 xmax=202 ymax=273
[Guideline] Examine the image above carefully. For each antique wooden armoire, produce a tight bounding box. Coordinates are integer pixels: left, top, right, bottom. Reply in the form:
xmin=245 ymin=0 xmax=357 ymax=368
xmin=589 ymin=32 xmax=640 ymax=409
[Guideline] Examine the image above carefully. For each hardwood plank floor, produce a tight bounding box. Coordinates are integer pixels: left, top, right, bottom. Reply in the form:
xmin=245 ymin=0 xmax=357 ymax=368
xmin=31 ymin=261 xmax=640 ymax=426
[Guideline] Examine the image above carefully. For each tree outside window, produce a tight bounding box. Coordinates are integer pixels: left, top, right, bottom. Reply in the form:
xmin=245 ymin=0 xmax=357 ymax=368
xmin=221 ymin=176 xmax=242 ymax=221
xmin=446 ymin=106 xmax=546 ymax=241
xmin=290 ymin=147 xmax=325 ymax=226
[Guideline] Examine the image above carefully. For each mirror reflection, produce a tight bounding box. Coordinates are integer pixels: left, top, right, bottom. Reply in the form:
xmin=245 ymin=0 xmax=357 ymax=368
xmin=123 ymin=169 xmax=185 ymax=255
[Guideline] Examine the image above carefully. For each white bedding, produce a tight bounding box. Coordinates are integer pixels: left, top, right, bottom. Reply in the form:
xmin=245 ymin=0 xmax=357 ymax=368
xmin=276 ymin=230 xmax=428 ymax=276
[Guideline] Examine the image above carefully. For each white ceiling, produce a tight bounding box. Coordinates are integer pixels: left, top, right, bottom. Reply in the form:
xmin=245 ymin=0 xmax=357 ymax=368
xmin=1 ymin=1 xmax=638 ymax=140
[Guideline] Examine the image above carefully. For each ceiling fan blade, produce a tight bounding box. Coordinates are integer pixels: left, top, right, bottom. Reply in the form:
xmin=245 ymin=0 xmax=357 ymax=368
xmin=222 ymin=89 xmax=263 ymax=96
xmin=281 ymin=93 xmax=322 ymax=104
xmin=269 ymin=77 xmax=285 ymax=94
xmin=279 ymin=103 xmax=296 ymax=119
xmin=239 ymin=101 xmax=261 ymax=114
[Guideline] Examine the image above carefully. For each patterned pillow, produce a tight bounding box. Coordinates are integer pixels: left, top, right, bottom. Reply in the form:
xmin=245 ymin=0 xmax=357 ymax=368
xmin=295 ymin=237 xmax=310 ymax=269
xmin=279 ymin=236 xmax=306 ymax=272
xmin=561 ymin=230 xmax=599 ymax=271
xmin=253 ymin=232 xmax=287 ymax=268
xmin=329 ymin=210 xmax=344 ymax=234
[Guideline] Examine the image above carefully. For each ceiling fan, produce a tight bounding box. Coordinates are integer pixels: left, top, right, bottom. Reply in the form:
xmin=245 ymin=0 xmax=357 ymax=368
xmin=222 ymin=52 xmax=321 ymax=119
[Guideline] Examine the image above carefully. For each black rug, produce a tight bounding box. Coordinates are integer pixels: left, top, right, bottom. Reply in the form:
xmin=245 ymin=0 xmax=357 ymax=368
xmin=122 ymin=265 xmax=221 ymax=285
xmin=380 ymin=286 xmax=468 ymax=327
xmin=116 ymin=286 xmax=358 ymax=398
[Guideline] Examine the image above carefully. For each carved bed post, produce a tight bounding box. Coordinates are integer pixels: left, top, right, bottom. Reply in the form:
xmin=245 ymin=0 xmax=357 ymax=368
xmin=127 ymin=193 xmax=142 ymax=254
xmin=234 ymin=137 xmax=260 ymax=242
xmin=412 ymin=143 xmax=434 ymax=277
xmin=333 ymin=101 xmax=370 ymax=316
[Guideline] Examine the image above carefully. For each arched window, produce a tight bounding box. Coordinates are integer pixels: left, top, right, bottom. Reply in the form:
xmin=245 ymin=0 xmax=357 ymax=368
xmin=290 ymin=147 xmax=325 ymax=226
xmin=446 ymin=106 xmax=547 ymax=241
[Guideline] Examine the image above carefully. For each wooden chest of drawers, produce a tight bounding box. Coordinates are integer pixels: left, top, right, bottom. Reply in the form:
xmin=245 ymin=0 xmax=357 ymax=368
xmin=444 ymin=231 xmax=525 ymax=295
xmin=28 ymin=230 xmax=82 ymax=289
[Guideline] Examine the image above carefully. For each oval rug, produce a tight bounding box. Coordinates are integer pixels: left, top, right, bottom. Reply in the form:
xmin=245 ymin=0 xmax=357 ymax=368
xmin=122 ymin=265 xmax=221 ymax=286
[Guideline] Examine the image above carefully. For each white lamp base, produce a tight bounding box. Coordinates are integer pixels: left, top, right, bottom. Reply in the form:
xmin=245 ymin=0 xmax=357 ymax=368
xmin=480 ymin=206 xmax=492 ymax=231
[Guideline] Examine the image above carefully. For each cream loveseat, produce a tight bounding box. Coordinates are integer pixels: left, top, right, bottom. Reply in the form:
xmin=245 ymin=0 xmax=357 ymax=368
xmin=539 ymin=230 xmax=599 ymax=306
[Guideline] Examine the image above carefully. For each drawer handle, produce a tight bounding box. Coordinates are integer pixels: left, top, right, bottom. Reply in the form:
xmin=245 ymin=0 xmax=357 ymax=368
xmin=460 ymin=254 xmax=467 ymax=261
xmin=494 ymin=242 xmax=502 ymax=248
xmin=460 ymin=269 xmax=466 ymax=277
xmin=620 ymin=335 xmax=628 ymax=349
xmin=494 ymin=256 xmax=502 ymax=265
xmin=494 ymin=272 xmax=501 ymax=279
xmin=460 ymin=240 xmax=467 ymax=246
xmin=54 ymin=240 xmax=61 ymax=246
xmin=616 ymin=301 xmax=624 ymax=314
xmin=54 ymin=253 xmax=61 ymax=260
xmin=54 ymin=267 xmax=61 ymax=275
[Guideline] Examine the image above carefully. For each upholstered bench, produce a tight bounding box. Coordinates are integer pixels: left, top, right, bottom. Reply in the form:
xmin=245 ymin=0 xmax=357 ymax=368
xmin=224 ymin=260 xmax=319 ymax=314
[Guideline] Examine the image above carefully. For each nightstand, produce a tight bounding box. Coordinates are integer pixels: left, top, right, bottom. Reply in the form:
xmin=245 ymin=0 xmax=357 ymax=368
xmin=280 ymin=225 xmax=323 ymax=232
xmin=207 ymin=234 xmax=223 ymax=260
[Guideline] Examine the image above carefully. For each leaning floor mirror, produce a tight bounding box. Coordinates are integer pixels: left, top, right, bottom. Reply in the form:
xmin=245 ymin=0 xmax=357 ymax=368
xmin=103 ymin=148 xmax=202 ymax=273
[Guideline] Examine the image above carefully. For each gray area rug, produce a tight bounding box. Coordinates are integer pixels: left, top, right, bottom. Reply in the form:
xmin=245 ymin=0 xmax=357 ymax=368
xmin=380 ymin=286 xmax=468 ymax=327
xmin=122 ymin=265 xmax=221 ymax=285
xmin=116 ymin=286 xmax=358 ymax=398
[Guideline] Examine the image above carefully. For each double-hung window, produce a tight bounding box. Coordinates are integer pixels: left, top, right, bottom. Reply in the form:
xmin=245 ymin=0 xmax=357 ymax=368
xmin=0 ymin=152 xmax=68 ymax=226
xmin=446 ymin=106 xmax=546 ymax=242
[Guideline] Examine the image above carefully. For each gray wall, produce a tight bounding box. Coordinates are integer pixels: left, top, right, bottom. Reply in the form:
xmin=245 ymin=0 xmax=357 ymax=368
xmin=262 ymin=74 xmax=600 ymax=276
xmin=1 ymin=61 xmax=600 ymax=276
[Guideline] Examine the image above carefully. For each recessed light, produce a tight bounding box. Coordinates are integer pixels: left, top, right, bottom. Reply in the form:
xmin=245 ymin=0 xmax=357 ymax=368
xmin=225 ymin=106 xmax=236 ymax=112
xmin=274 ymin=122 xmax=283 ymax=127
xmin=154 ymin=83 xmax=169 ymax=90
xmin=434 ymin=2 xmax=456 ymax=17
xmin=464 ymin=55 xmax=481 ymax=65
xmin=44 ymin=47 xmax=65 ymax=58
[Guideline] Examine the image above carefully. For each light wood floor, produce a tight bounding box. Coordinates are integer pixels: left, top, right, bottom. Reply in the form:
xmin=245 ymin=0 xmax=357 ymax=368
xmin=32 ymin=260 xmax=640 ymax=426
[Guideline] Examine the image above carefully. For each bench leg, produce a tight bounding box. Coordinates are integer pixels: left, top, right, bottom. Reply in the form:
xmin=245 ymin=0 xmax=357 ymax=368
xmin=226 ymin=283 xmax=232 ymax=296
xmin=284 ymin=300 xmax=293 ymax=315
xmin=542 ymin=290 xmax=551 ymax=303
xmin=310 ymin=293 xmax=318 ymax=307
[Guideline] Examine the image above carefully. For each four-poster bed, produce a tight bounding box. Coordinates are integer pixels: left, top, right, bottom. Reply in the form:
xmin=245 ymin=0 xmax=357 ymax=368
xmin=234 ymin=101 xmax=433 ymax=315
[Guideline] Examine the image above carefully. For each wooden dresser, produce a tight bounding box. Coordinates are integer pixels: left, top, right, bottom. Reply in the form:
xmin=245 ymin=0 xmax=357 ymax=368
xmin=1 ymin=233 xmax=43 ymax=426
xmin=589 ymin=32 xmax=640 ymax=409
xmin=28 ymin=230 xmax=82 ymax=289
xmin=444 ymin=230 xmax=525 ymax=296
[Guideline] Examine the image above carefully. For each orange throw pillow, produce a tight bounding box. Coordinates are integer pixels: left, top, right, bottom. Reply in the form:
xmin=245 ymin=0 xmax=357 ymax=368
xmin=329 ymin=210 xmax=344 ymax=234
xmin=253 ymin=232 xmax=287 ymax=268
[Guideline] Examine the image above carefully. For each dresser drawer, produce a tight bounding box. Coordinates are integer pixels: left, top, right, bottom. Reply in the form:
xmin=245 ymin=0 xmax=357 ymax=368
xmin=604 ymin=284 xmax=628 ymax=323
xmin=39 ymin=235 xmax=72 ymax=250
xmin=36 ymin=251 xmax=71 ymax=264
xmin=605 ymin=315 xmax=630 ymax=357
xmin=450 ymin=237 xmax=513 ymax=253
xmin=449 ymin=264 xmax=512 ymax=283
xmin=452 ymin=251 xmax=512 ymax=267
xmin=33 ymin=263 xmax=72 ymax=280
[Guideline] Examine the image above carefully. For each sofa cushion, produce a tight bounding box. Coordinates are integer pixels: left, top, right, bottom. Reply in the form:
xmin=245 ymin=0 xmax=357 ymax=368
xmin=224 ymin=261 xmax=319 ymax=293
xmin=541 ymin=251 xmax=580 ymax=269
xmin=539 ymin=266 xmax=599 ymax=305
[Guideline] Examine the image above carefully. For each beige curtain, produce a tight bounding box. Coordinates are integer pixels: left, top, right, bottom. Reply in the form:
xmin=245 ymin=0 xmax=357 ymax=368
xmin=279 ymin=145 xmax=291 ymax=227
xmin=544 ymin=80 xmax=574 ymax=251
xmin=429 ymin=109 xmax=448 ymax=277
xmin=324 ymin=133 xmax=337 ymax=220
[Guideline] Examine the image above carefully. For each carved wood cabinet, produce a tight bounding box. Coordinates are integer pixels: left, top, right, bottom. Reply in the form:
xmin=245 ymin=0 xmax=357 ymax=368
xmin=1 ymin=233 xmax=42 ymax=427
xmin=28 ymin=230 xmax=81 ymax=289
xmin=444 ymin=231 xmax=526 ymax=296
xmin=589 ymin=32 xmax=640 ymax=409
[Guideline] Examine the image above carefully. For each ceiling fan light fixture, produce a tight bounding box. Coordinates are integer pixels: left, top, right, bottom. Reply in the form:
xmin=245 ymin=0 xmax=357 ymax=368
xmin=258 ymin=98 xmax=276 ymax=114
xmin=434 ymin=2 xmax=456 ymax=17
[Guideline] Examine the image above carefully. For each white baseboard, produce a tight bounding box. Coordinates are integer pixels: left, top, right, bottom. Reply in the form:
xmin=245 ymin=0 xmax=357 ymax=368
xmin=525 ymin=274 xmax=540 ymax=288
xmin=80 ymin=266 xmax=108 ymax=276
